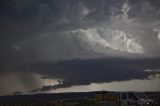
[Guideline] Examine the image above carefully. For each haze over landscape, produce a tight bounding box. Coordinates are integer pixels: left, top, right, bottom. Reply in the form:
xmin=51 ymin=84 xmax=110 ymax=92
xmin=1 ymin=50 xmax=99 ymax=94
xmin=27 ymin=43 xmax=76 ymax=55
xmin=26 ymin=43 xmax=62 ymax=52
xmin=0 ymin=0 xmax=160 ymax=96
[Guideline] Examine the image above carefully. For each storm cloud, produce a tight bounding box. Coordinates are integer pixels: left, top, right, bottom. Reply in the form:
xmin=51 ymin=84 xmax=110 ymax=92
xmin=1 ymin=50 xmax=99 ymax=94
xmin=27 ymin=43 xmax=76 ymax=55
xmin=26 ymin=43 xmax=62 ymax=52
xmin=0 ymin=0 xmax=160 ymax=95
xmin=20 ymin=57 xmax=160 ymax=92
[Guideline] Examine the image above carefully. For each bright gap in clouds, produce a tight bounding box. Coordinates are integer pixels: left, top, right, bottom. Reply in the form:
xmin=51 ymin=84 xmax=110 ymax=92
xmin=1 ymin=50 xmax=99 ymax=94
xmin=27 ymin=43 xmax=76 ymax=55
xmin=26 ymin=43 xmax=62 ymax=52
xmin=47 ymin=74 xmax=160 ymax=93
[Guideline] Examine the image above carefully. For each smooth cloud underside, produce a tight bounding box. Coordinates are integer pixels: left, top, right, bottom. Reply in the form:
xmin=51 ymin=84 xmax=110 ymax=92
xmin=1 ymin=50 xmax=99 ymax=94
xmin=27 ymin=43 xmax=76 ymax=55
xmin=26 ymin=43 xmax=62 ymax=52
xmin=0 ymin=0 xmax=160 ymax=95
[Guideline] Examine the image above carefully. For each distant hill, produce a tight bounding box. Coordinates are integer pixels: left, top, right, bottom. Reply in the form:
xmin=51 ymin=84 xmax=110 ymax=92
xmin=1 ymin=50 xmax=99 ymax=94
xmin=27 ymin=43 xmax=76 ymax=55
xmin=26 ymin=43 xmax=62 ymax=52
xmin=0 ymin=92 xmax=96 ymax=104
xmin=0 ymin=91 xmax=159 ymax=105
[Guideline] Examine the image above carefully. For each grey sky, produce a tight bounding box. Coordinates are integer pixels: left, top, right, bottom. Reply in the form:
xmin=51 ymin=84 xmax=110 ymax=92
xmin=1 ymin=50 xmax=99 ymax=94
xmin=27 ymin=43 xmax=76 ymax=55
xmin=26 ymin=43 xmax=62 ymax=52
xmin=0 ymin=0 xmax=160 ymax=95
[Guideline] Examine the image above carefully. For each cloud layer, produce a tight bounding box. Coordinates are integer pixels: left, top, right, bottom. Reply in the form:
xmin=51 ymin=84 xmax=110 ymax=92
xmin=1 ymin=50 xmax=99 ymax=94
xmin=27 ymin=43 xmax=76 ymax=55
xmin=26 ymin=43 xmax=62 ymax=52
xmin=0 ymin=0 xmax=160 ymax=95
xmin=21 ymin=58 xmax=160 ymax=92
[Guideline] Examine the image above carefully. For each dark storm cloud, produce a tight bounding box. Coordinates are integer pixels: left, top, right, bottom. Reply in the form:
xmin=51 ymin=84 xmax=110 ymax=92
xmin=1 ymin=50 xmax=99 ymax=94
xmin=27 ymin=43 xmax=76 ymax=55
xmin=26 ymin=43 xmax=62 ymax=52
xmin=0 ymin=0 xmax=160 ymax=65
xmin=20 ymin=57 xmax=160 ymax=92
xmin=0 ymin=0 xmax=160 ymax=94
xmin=0 ymin=0 xmax=121 ymax=72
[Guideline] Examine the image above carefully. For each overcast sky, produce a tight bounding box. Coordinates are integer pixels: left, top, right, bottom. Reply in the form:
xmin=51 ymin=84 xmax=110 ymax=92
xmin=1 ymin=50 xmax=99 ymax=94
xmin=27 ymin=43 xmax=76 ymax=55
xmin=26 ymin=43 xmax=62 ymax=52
xmin=0 ymin=0 xmax=160 ymax=96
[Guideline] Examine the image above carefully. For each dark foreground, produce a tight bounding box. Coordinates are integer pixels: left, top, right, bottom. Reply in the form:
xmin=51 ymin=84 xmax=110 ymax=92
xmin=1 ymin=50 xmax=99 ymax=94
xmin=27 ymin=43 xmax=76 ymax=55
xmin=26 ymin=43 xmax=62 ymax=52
xmin=0 ymin=91 xmax=159 ymax=106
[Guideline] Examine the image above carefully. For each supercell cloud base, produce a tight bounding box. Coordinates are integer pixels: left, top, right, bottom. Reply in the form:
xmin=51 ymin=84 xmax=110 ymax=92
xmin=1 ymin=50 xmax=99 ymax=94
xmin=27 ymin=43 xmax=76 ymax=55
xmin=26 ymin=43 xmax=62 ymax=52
xmin=0 ymin=0 xmax=160 ymax=96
